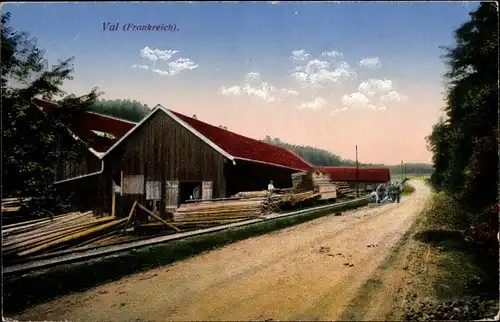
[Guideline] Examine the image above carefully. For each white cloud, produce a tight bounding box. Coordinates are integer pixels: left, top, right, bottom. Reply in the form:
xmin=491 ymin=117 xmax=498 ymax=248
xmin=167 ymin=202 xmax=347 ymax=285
xmin=152 ymin=68 xmax=171 ymax=76
xmin=358 ymin=78 xmax=393 ymax=96
xmin=341 ymin=92 xmax=378 ymax=110
xmin=243 ymin=82 xmax=278 ymax=102
xmin=133 ymin=47 xmax=198 ymax=76
xmin=218 ymin=85 xmax=241 ymax=96
xmin=290 ymin=49 xmax=310 ymax=61
xmin=340 ymin=79 xmax=408 ymax=112
xmin=290 ymin=59 xmax=356 ymax=87
xmin=322 ymin=51 xmax=344 ymax=59
xmin=244 ymin=72 xmax=261 ymax=82
xmin=330 ymin=106 xmax=348 ymax=116
xmin=167 ymin=58 xmax=199 ymax=75
xmin=268 ymin=1 xmax=280 ymax=4
xmin=298 ymin=97 xmax=327 ymax=110
xmin=131 ymin=64 xmax=149 ymax=70
xmin=358 ymin=57 xmax=382 ymax=69
xmin=140 ymin=47 xmax=179 ymax=61
xmin=281 ymin=88 xmax=299 ymax=96
xmin=218 ymin=73 xmax=297 ymax=103
xmin=381 ymin=91 xmax=408 ymax=102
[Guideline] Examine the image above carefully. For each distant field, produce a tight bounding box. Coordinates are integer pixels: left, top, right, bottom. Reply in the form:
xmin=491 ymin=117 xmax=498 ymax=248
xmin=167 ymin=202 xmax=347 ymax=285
xmin=391 ymin=172 xmax=432 ymax=180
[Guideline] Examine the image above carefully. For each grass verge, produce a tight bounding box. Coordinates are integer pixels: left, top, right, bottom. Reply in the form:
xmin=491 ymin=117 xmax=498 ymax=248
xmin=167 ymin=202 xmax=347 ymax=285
xmin=3 ymin=197 xmax=369 ymax=315
xmin=400 ymin=190 xmax=499 ymax=321
xmin=341 ymin=187 xmax=498 ymax=321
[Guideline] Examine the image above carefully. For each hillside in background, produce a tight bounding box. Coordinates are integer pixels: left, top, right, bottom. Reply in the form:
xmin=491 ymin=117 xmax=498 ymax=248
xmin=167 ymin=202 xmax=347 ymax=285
xmin=262 ymin=136 xmax=433 ymax=175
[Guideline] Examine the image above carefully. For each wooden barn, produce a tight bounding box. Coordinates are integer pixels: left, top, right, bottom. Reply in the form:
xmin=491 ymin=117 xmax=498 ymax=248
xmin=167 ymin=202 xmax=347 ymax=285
xmin=36 ymin=99 xmax=314 ymax=217
xmin=316 ymin=166 xmax=391 ymax=192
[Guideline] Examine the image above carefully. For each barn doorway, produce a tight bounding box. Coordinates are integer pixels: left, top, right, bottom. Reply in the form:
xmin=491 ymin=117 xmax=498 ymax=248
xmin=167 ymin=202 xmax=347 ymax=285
xmin=178 ymin=181 xmax=202 ymax=204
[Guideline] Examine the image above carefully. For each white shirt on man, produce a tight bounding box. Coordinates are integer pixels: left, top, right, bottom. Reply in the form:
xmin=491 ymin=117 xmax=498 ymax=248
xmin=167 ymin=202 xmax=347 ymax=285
xmin=267 ymin=183 xmax=275 ymax=193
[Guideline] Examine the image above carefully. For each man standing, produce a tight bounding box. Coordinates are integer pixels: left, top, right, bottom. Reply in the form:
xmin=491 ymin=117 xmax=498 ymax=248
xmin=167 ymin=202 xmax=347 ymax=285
xmin=267 ymin=180 xmax=275 ymax=196
xmin=395 ymin=181 xmax=402 ymax=203
xmin=376 ymin=183 xmax=386 ymax=203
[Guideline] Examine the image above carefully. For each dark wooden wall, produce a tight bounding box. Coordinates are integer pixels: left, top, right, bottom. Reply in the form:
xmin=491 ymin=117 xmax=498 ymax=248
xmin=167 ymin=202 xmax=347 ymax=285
xmin=55 ymin=173 xmax=110 ymax=216
xmin=104 ymin=110 xmax=227 ymax=216
xmin=224 ymin=159 xmax=298 ymax=196
xmin=55 ymin=147 xmax=102 ymax=182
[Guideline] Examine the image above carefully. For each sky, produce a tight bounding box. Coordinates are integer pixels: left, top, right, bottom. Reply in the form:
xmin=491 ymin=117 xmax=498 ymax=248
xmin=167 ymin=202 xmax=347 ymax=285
xmin=3 ymin=1 xmax=480 ymax=164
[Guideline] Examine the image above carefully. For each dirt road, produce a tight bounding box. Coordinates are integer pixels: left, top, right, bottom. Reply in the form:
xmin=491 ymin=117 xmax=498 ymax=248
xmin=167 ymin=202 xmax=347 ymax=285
xmin=16 ymin=180 xmax=430 ymax=322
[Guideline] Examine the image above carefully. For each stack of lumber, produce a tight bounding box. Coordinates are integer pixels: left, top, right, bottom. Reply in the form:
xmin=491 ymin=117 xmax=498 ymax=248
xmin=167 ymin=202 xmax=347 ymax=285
xmin=275 ymin=191 xmax=321 ymax=210
xmin=260 ymin=194 xmax=284 ymax=214
xmin=173 ymin=198 xmax=263 ymax=225
xmin=311 ymin=172 xmax=338 ymax=200
xmin=292 ymin=172 xmax=314 ymax=192
xmin=333 ymin=181 xmax=357 ymax=199
xmin=292 ymin=171 xmax=338 ymax=200
xmin=1 ymin=197 xmax=33 ymax=226
xmin=234 ymin=191 xmax=268 ymax=198
xmin=2 ymin=211 xmax=127 ymax=260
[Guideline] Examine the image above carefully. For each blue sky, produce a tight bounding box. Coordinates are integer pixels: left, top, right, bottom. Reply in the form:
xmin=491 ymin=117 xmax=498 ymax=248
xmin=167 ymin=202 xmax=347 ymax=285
xmin=3 ymin=1 xmax=478 ymax=163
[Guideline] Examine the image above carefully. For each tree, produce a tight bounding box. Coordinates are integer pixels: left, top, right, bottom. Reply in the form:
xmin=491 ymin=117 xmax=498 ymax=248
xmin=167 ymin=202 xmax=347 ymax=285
xmin=427 ymin=3 xmax=498 ymax=211
xmin=1 ymin=12 xmax=100 ymax=214
xmin=89 ymin=99 xmax=150 ymax=122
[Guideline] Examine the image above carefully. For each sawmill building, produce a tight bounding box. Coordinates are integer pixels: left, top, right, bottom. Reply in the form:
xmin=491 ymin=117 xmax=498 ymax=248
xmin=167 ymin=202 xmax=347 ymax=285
xmin=35 ymin=99 xmax=313 ymax=217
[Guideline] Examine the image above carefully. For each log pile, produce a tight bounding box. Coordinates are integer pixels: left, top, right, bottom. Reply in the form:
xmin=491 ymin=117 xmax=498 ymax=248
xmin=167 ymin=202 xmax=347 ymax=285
xmin=173 ymin=198 xmax=263 ymax=225
xmin=2 ymin=211 xmax=127 ymax=261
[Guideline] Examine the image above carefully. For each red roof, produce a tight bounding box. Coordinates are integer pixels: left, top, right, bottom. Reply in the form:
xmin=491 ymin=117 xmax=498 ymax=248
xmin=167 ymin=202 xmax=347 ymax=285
xmin=169 ymin=110 xmax=313 ymax=171
xmin=33 ymin=98 xmax=136 ymax=152
xmin=317 ymin=166 xmax=391 ymax=182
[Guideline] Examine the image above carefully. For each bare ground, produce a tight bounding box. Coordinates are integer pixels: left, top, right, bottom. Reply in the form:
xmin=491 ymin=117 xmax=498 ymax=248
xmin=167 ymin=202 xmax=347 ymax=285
xmin=15 ymin=181 xmax=430 ymax=322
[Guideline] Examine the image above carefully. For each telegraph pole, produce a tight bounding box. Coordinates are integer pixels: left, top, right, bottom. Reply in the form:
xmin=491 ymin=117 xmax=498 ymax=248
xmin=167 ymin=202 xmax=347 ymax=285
xmin=356 ymin=145 xmax=359 ymax=197
xmin=401 ymin=161 xmax=404 ymax=182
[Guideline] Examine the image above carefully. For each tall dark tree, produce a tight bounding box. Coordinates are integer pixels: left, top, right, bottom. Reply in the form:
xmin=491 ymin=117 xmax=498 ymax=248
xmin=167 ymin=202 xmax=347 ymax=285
xmin=1 ymin=12 xmax=100 ymax=214
xmin=427 ymin=3 xmax=498 ymax=211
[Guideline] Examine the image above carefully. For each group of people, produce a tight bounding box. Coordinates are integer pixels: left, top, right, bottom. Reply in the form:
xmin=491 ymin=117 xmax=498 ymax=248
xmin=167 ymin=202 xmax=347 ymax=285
xmin=373 ymin=181 xmax=402 ymax=204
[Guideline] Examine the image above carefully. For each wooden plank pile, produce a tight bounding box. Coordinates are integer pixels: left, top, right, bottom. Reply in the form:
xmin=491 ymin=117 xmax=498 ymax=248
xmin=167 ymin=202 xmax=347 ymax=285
xmin=292 ymin=171 xmax=338 ymax=200
xmin=333 ymin=181 xmax=357 ymax=199
xmin=172 ymin=198 xmax=263 ymax=227
xmin=274 ymin=191 xmax=321 ymax=211
xmin=292 ymin=171 xmax=314 ymax=192
xmin=2 ymin=211 xmax=127 ymax=261
xmin=1 ymin=198 xmax=28 ymax=213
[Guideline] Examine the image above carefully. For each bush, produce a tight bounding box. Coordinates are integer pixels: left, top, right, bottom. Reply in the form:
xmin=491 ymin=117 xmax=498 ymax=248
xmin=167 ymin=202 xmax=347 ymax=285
xmin=401 ymin=183 xmax=416 ymax=196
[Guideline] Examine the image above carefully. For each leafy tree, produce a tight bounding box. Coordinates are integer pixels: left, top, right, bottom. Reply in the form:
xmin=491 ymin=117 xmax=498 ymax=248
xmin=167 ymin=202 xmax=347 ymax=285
xmin=1 ymin=12 xmax=100 ymax=214
xmin=89 ymin=99 xmax=150 ymax=122
xmin=427 ymin=2 xmax=498 ymax=212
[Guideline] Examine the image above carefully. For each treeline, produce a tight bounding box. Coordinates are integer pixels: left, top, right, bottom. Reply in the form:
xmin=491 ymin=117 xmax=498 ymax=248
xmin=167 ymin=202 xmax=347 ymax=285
xmin=426 ymin=3 xmax=498 ymax=214
xmin=89 ymin=99 xmax=150 ymax=122
xmin=262 ymin=136 xmax=358 ymax=166
xmin=262 ymin=136 xmax=433 ymax=174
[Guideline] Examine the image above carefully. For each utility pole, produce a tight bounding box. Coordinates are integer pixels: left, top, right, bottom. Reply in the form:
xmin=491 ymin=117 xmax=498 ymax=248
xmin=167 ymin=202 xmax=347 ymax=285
xmin=356 ymin=145 xmax=359 ymax=197
xmin=401 ymin=161 xmax=404 ymax=182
